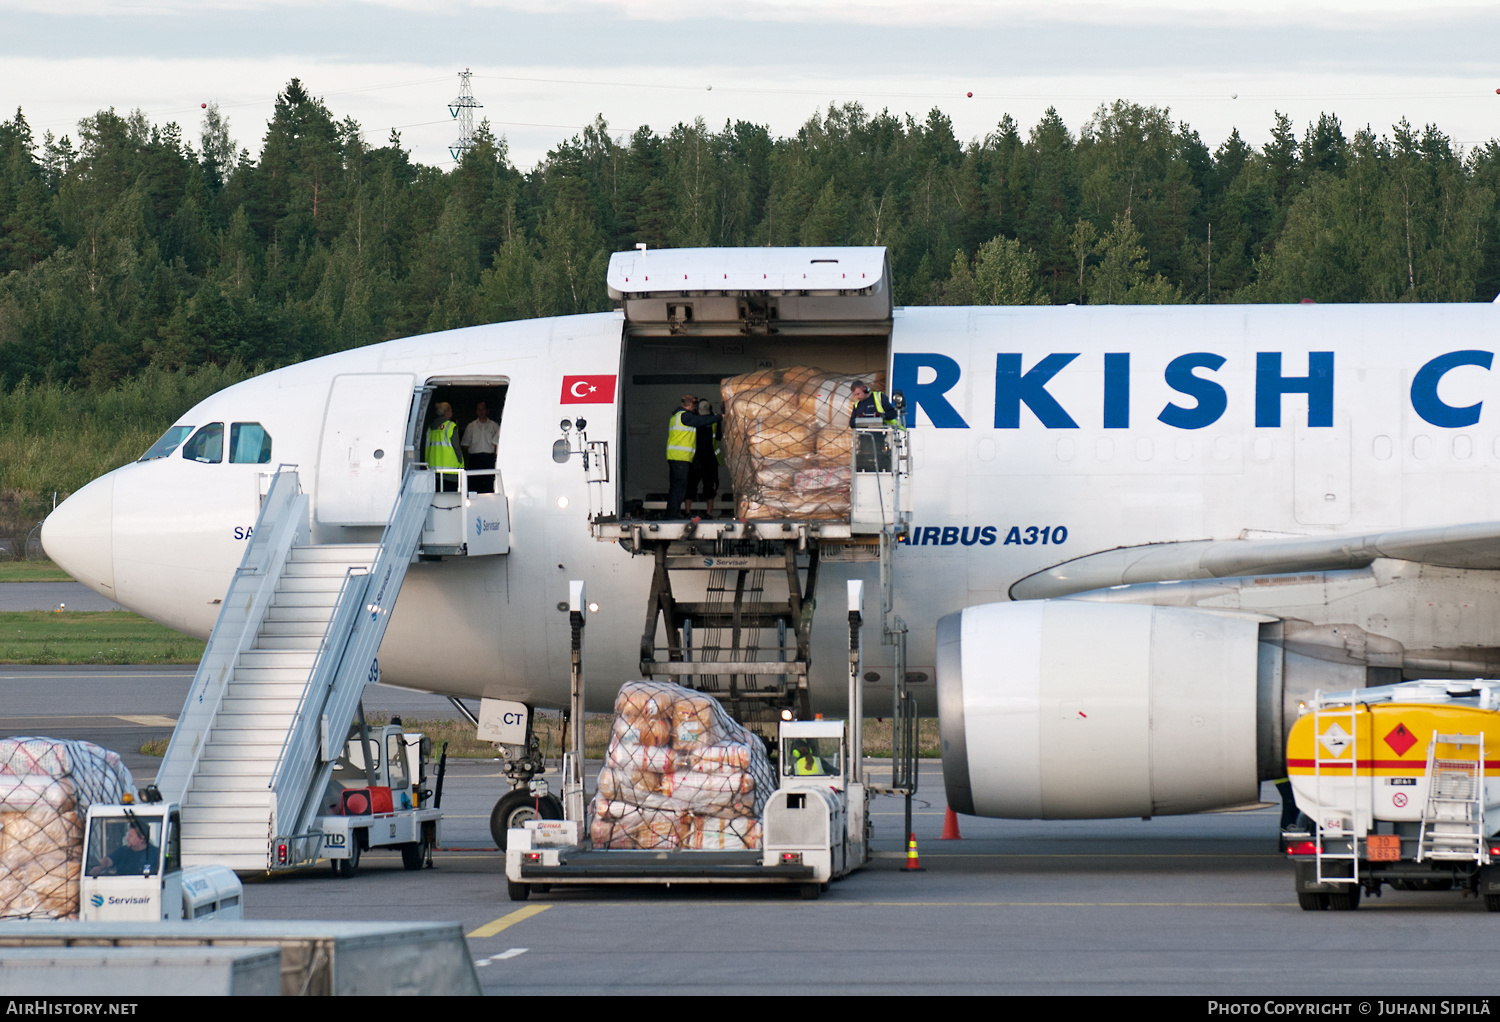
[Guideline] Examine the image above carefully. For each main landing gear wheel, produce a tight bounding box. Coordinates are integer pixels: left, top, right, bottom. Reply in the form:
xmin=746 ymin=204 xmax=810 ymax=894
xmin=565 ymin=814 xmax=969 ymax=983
xmin=489 ymin=790 xmax=564 ymax=850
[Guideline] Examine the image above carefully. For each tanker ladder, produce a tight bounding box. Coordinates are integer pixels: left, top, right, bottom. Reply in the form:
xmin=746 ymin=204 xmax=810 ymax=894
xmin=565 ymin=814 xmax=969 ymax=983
xmin=1416 ymin=732 xmax=1489 ymax=865
xmin=1311 ymin=692 xmax=1364 ymax=889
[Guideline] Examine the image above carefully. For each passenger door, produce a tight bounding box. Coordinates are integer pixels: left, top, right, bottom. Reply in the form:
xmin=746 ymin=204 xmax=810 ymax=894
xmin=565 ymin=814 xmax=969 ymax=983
xmin=315 ymin=373 xmax=417 ymax=526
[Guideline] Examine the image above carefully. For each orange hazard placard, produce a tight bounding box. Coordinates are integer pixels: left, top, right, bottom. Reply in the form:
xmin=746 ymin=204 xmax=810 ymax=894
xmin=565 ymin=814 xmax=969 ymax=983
xmin=1366 ymin=835 xmax=1402 ymax=862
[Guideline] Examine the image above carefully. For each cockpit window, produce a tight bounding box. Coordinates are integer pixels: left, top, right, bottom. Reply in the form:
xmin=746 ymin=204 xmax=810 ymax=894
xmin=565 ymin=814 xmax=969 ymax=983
xmin=229 ymin=423 xmax=272 ymax=464
xmin=139 ymin=425 xmax=193 ymax=462
xmin=181 ymin=423 xmax=224 ymax=464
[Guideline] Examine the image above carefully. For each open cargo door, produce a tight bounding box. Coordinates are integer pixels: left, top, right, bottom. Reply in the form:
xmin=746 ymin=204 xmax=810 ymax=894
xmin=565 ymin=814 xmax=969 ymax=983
xmin=609 ymin=247 xmax=894 ymax=519
xmin=607 ymin=246 xmax=891 ymax=336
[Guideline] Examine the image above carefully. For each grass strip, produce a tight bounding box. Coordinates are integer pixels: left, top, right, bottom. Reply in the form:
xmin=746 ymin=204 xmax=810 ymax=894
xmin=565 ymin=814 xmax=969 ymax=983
xmin=0 ymin=560 xmax=73 ymax=582
xmin=0 ymin=611 xmax=204 ymax=664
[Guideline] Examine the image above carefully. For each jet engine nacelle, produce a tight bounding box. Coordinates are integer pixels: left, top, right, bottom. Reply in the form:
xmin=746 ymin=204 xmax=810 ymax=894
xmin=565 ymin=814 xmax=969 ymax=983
xmin=937 ymin=600 xmax=1267 ymax=819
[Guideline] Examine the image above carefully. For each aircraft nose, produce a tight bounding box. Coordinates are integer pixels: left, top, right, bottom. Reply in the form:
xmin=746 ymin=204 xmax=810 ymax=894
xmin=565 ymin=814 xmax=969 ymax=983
xmin=41 ymin=474 xmax=115 ymax=595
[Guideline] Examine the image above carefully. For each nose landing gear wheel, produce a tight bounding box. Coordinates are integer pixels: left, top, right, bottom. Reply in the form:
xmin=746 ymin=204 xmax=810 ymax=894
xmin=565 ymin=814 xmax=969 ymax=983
xmin=489 ymin=790 xmax=564 ymax=850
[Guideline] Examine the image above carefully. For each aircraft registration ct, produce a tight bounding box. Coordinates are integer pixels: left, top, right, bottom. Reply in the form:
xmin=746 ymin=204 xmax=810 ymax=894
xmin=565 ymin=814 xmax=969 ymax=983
xmin=39 ymin=245 xmax=1500 ymax=826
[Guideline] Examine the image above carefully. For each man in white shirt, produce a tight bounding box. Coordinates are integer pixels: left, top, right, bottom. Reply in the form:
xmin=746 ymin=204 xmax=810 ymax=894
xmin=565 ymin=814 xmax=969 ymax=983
xmin=462 ymin=400 xmax=500 ymax=493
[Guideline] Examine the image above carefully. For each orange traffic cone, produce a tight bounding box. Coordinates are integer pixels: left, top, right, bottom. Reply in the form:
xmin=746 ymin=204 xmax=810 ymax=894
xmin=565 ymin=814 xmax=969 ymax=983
xmin=901 ymin=832 xmax=925 ymax=872
xmin=940 ymin=807 xmax=962 ymax=840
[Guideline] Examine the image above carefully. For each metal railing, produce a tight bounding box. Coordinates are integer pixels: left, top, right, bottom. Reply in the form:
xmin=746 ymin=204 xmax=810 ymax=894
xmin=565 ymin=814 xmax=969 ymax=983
xmin=270 ymin=467 xmax=436 ymax=841
xmin=154 ymin=467 xmax=308 ymax=805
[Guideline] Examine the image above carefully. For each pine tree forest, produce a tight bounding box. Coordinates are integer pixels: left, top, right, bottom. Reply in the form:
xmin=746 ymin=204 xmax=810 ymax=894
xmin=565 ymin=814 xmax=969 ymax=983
xmin=1 ymin=80 xmax=1499 ymax=521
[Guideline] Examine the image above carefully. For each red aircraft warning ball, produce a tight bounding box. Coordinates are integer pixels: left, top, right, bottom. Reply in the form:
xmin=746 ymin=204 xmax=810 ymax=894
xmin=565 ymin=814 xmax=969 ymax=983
xmin=201 ymin=103 xmax=207 ymax=108
xmin=967 ymin=92 xmax=973 ymax=98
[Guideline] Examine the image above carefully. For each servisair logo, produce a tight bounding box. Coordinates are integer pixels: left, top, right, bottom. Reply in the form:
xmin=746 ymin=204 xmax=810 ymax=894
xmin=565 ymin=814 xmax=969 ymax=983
xmin=474 ymin=517 xmax=503 ymax=537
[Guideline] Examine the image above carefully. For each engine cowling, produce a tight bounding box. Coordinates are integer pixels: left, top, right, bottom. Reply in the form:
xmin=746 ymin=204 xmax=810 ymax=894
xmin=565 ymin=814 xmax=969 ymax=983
xmin=937 ymin=600 xmax=1264 ymax=819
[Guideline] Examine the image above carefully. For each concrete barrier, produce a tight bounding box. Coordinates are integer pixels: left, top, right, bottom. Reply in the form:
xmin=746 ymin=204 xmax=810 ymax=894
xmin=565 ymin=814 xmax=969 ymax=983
xmin=0 ymin=920 xmax=481 ymax=995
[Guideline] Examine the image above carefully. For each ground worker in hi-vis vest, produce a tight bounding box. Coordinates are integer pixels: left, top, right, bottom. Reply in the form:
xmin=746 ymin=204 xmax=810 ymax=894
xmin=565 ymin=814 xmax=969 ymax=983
xmin=665 ymin=393 xmax=721 ymax=518
xmin=849 ymin=381 xmax=903 ymax=472
xmin=426 ymin=401 xmax=464 ymax=492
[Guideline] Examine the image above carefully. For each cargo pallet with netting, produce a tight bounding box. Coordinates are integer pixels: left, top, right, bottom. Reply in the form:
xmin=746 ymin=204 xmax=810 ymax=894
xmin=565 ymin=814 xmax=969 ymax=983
xmin=504 ymin=578 xmax=880 ymax=900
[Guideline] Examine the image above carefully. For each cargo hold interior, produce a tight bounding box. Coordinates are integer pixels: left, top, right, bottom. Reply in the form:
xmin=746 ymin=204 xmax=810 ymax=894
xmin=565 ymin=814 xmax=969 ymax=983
xmin=615 ymin=332 xmax=890 ymax=515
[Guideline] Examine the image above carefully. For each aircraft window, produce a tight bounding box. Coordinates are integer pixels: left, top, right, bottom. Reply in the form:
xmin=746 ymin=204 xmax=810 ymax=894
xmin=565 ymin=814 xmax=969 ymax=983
xmin=139 ymin=425 xmax=193 ymax=462
xmin=181 ymin=423 xmax=224 ymax=464
xmin=229 ymin=423 xmax=273 ymax=464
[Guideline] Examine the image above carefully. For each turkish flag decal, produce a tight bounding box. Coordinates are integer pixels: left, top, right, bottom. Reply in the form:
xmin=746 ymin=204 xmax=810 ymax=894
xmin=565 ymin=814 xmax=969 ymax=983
xmin=560 ymin=375 xmax=617 ymax=404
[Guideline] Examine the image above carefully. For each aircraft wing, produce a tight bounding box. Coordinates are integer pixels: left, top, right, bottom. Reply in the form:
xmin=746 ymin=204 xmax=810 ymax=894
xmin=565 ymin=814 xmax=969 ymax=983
xmin=1010 ymin=520 xmax=1500 ymax=600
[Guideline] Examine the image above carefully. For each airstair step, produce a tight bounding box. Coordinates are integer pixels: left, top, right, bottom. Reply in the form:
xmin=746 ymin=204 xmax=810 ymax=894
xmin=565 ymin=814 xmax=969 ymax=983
xmin=202 ymin=738 xmax=287 ymax=756
xmin=253 ymin=634 xmax=324 ymax=651
xmin=263 ymin=605 xmax=336 ymax=624
xmin=194 ymin=760 xmax=277 ymax=779
xmin=181 ymin=840 xmax=270 ymax=864
xmin=282 ymin=560 xmax=368 ymax=579
xmin=270 ymin=590 xmax=340 ymax=609
xmin=182 ymin=786 xmax=276 ymax=804
xmin=179 ymin=810 xmax=273 ymax=834
xmin=275 ymin=576 xmax=349 ymax=594
xmin=238 ymin=649 xmax=318 ymax=668
xmin=290 ymin=544 xmax=380 ymax=563
xmin=218 ymin=696 xmax=304 ymax=715
xmin=225 ymin=678 xmax=310 ymax=693
xmin=258 ymin=619 xmax=328 ymax=637
xmin=186 ymin=774 xmax=279 ymax=792
xmin=180 ymin=806 xmax=272 ymax=825
xmin=215 ymin=713 xmax=298 ymax=730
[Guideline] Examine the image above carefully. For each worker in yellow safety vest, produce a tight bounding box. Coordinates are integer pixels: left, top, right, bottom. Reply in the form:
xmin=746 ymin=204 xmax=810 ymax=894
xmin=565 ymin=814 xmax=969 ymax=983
xmin=791 ymin=741 xmax=823 ymax=776
xmin=849 ymin=381 xmax=903 ymax=472
xmin=665 ymin=393 xmax=721 ymax=518
xmin=848 ymin=382 xmax=904 ymax=429
xmin=426 ymin=401 xmax=464 ymax=492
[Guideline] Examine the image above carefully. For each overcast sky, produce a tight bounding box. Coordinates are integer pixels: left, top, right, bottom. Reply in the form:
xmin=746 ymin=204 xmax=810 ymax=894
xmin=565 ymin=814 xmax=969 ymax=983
xmin=4 ymin=0 xmax=1498 ymax=169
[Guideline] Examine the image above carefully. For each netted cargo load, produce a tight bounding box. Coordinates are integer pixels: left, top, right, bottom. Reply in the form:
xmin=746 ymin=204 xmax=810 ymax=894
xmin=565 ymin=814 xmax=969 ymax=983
xmin=720 ymin=366 xmax=884 ymax=521
xmin=588 ymin=681 xmax=776 ymax=851
xmin=0 ymin=737 xmax=137 ymax=920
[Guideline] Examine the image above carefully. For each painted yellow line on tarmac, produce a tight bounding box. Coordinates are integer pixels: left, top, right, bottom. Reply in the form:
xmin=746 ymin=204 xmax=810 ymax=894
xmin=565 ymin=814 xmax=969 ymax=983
xmin=115 ymin=714 xmax=178 ymax=726
xmin=868 ymin=851 xmax=1278 ymax=859
xmin=846 ymin=901 xmax=1289 ymax=907
xmin=468 ymin=904 xmax=551 ymax=939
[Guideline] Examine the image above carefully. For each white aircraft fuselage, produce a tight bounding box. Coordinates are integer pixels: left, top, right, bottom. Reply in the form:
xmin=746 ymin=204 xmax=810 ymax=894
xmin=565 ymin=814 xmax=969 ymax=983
xmin=42 ymin=300 xmax=1500 ymax=717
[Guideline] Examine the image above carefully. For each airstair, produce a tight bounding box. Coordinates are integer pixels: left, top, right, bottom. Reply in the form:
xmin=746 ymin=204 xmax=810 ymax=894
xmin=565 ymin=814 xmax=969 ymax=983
xmin=1416 ymin=732 xmax=1489 ymax=864
xmin=153 ymin=466 xmax=434 ymax=870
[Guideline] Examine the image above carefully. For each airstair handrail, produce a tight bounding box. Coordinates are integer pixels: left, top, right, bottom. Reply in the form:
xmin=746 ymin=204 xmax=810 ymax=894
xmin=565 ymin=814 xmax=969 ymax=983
xmin=271 ymin=466 xmax=435 ymax=839
xmin=266 ymin=564 xmax=370 ymax=795
xmin=155 ymin=467 xmax=309 ymax=804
